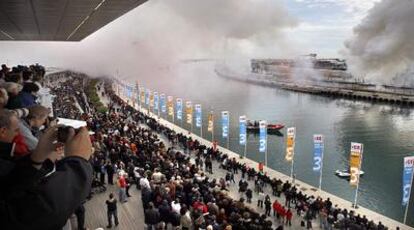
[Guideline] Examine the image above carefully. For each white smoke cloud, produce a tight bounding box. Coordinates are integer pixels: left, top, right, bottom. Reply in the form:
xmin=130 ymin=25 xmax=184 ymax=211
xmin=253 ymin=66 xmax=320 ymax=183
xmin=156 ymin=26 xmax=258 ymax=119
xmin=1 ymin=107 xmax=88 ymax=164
xmin=344 ymin=0 xmax=414 ymax=82
xmin=0 ymin=0 xmax=297 ymax=87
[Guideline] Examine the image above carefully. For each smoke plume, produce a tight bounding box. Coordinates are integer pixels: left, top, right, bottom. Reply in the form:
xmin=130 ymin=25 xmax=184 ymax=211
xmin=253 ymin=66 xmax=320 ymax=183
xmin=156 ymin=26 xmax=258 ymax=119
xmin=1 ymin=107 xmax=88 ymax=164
xmin=344 ymin=0 xmax=414 ymax=82
xmin=0 ymin=0 xmax=297 ymax=87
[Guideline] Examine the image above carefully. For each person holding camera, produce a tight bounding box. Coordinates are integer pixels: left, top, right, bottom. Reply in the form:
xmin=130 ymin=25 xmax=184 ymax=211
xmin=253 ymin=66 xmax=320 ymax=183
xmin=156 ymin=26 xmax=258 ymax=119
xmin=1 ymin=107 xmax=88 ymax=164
xmin=0 ymin=109 xmax=94 ymax=230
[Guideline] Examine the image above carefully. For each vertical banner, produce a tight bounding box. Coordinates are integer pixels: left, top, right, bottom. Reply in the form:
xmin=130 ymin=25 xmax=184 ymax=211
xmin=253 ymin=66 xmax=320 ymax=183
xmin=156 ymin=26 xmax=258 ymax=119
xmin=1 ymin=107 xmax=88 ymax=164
xmin=402 ymin=156 xmax=414 ymax=206
xmin=176 ymin=98 xmax=183 ymax=120
xmin=149 ymin=91 xmax=154 ymax=108
xmin=239 ymin=116 xmax=247 ymax=145
xmin=349 ymin=142 xmax=363 ymax=186
xmin=126 ymin=85 xmax=131 ymax=99
xmin=208 ymin=111 xmax=214 ymax=143
xmin=128 ymin=85 xmax=133 ymax=99
xmin=195 ymin=104 xmax=202 ymax=128
xmin=160 ymin=94 xmax=166 ymax=113
xmin=123 ymin=84 xmax=127 ymax=97
xmin=285 ymin=127 xmax=296 ymax=161
xmin=259 ymin=120 xmax=267 ymax=153
xmin=135 ymin=82 xmax=139 ymax=103
xmin=221 ymin=111 xmax=229 ymax=138
xmin=140 ymin=87 xmax=145 ymax=104
xmin=313 ymin=135 xmax=324 ymax=172
xmin=135 ymin=84 xmax=140 ymax=106
xmin=153 ymin=92 xmax=159 ymax=113
xmin=208 ymin=112 xmax=214 ymax=132
xmin=145 ymin=89 xmax=150 ymax=105
xmin=186 ymin=101 xmax=193 ymax=124
xmin=167 ymin=96 xmax=174 ymax=116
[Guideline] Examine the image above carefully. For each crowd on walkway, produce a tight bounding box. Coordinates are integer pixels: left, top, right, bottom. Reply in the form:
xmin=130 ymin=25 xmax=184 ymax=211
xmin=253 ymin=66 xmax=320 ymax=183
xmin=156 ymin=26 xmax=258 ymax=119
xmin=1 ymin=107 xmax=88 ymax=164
xmin=81 ymin=76 xmax=394 ymax=230
xmin=0 ymin=64 xmax=401 ymax=230
xmin=0 ymin=64 xmax=93 ymax=230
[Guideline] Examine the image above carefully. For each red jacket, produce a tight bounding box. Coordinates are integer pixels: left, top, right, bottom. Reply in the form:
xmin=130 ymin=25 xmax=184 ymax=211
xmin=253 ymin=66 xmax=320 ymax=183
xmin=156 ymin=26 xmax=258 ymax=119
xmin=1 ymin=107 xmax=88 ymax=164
xmin=13 ymin=133 xmax=29 ymax=157
xmin=118 ymin=176 xmax=126 ymax=188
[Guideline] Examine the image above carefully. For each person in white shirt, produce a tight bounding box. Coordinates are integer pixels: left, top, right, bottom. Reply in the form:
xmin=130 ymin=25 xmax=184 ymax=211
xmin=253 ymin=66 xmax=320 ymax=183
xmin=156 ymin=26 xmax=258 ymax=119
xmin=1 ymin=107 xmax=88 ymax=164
xmin=139 ymin=176 xmax=151 ymax=191
xmin=171 ymin=199 xmax=181 ymax=213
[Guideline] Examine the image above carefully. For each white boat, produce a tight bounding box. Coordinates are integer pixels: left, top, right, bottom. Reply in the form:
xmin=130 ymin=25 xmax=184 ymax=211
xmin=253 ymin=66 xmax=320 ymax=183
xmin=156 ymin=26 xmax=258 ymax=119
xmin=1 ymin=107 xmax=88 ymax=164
xmin=335 ymin=169 xmax=365 ymax=178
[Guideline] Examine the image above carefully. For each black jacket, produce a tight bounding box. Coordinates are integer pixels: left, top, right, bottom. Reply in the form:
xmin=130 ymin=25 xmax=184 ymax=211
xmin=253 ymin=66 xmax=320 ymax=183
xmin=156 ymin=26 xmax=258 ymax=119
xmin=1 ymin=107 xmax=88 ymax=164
xmin=144 ymin=208 xmax=160 ymax=225
xmin=0 ymin=155 xmax=93 ymax=230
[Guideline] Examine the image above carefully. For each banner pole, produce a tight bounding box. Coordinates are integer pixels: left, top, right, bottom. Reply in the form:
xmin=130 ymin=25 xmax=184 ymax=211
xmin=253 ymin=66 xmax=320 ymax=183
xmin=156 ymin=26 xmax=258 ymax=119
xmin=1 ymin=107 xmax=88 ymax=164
xmin=319 ymin=141 xmax=325 ymax=190
xmin=403 ymin=166 xmax=414 ymax=224
xmin=290 ymin=130 xmax=295 ymax=183
xmin=244 ymin=141 xmax=247 ymax=158
xmin=211 ymin=111 xmax=214 ymax=142
xmin=200 ymin=115 xmax=203 ymax=138
xmin=212 ymin=125 xmax=214 ymax=142
xmin=227 ymin=135 xmax=230 ymax=150
xmin=265 ymin=131 xmax=268 ymax=166
xmin=290 ymin=157 xmax=294 ymax=182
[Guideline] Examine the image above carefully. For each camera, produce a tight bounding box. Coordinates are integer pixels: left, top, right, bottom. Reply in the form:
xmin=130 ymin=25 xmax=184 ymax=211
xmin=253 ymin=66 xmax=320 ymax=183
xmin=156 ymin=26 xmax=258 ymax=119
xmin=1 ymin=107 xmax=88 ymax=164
xmin=57 ymin=126 xmax=80 ymax=143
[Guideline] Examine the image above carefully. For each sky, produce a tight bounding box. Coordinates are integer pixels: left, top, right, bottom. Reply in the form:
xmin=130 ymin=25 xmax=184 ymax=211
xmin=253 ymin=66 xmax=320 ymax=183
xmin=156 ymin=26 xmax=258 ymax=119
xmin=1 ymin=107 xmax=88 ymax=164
xmin=283 ymin=0 xmax=380 ymax=57
xmin=0 ymin=0 xmax=383 ymax=77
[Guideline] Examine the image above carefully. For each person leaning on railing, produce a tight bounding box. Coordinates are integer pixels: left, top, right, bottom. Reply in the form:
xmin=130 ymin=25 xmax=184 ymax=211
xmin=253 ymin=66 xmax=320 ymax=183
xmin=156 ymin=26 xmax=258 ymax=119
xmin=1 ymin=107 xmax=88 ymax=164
xmin=0 ymin=110 xmax=93 ymax=230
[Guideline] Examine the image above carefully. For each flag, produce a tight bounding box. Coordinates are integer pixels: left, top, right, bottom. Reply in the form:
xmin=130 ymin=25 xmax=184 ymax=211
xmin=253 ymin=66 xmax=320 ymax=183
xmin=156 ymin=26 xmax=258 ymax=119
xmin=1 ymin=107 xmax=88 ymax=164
xmin=349 ymin=142 xmax=363 ymax=186
xmin=239 ymin=116 xmax=247 ymax=145
xmin=176 ymin=98 xmax=183 ymax=120
xmin=123 ymin=84 xmax=127 ymax=97
xmin=221 ymin=111 xmax=229 ymax=138
xmin=140 ymin=87 xmax=145 ymax=104
xmin=145 ymin=89 xmax=150 ymax=105
xmin=186 ymin=101 xmax=193 ymax=124
xmin=126 ymin=85 xmax=132 ymax=99
xmin=313 ymin=135 xmax=324 ymax=172
xmin=285 ymin=127 xmax=295 ymax=161
xmin=167 ymin=96 xmax=174 ymax=116
xmin=195 ymin=104 xmax=202 ymax=128
xmin=149 ymin=91 xmax=154 ymax=107
xmin=134 ymin=83 xmax=139 ymax=104
xmin=402 ymin=156 xmax=414 ymax=206
xmin=160 ymin=94 xmax=166 ymax=113
xmin=154 ymin=92 xmax=159 ymax=112
xmin=208 ymin=112 xmax=214 ymax=132
xmin=259 ymin=120 xmax=267 ymax=153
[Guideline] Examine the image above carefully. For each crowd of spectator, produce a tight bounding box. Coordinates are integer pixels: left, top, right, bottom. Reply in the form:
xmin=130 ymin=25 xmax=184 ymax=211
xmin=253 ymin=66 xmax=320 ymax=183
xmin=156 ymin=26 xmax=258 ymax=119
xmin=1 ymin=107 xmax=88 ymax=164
xmin=0 ymin=64 xmax=93 ymax=230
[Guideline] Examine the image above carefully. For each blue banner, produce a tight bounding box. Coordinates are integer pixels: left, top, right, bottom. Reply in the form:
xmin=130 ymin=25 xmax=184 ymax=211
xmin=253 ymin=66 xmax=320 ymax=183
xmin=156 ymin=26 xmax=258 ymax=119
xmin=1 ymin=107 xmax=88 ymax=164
xmin=195 ymin=104 xmax=202 ymax=128
xmin=125 ymin=85 xmax=131 ymax=99
xmin=259 ymin=120 xmax=267 ymax=153
xmin=239 ymin=116 xmax=246 ymax=145
xmin=160 ymin=94 xmax=166 ymax=113
xmin=222 ymin=111 xmax=229 ymax=138
xmin=176 ymin=98 xmax=183 ymax=120
xmin=154 ymin=92 xmax=159 ymax=112
xmin=145 ymin=89 xmax=150 ymax=105
xmin=403 ymin=156 xmax=414 ymax=206
xmin=313 ymin=135 xmax=324 ymax=172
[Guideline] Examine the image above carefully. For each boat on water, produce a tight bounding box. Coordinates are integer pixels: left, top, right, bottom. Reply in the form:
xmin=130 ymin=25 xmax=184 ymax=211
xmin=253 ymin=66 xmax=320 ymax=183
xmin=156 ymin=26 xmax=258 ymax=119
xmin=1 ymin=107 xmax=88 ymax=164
xmin=247 ymin=120 xmax=284 ymax=134
xmin=335 ymin=169 xmax=365 ymax=178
